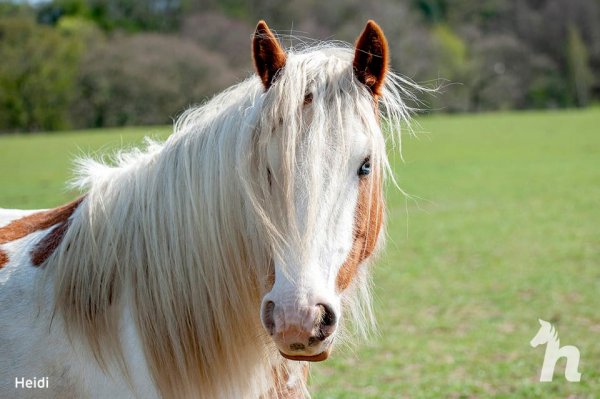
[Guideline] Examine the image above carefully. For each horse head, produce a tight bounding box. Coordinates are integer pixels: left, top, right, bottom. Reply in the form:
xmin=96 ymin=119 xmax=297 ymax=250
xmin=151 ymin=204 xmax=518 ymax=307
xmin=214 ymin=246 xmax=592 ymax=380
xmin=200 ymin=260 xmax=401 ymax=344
xmin=252 ymin=21 xmax=390 ymax=361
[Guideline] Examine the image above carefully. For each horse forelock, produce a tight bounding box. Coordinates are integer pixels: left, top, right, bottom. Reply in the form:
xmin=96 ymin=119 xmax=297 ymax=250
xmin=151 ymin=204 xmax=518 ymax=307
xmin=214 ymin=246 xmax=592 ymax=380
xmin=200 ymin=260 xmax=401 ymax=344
xmin=44 ymin=42 xmax=422 ymax=398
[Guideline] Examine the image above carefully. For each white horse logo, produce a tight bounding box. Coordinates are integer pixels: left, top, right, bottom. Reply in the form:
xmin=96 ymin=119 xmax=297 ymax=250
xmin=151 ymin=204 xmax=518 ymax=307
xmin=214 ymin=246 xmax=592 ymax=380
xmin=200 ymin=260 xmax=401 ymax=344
xmin=530 ymin=319 xmax=581 ymax=382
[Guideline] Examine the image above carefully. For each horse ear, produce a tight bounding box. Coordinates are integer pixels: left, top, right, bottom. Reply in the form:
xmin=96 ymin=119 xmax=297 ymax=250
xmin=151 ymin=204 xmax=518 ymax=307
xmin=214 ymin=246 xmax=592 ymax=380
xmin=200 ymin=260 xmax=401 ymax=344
xmin=353 ymin=20 xmax=389 ymax=96
xmin=252 ymin=21 xmax=287 ymax=90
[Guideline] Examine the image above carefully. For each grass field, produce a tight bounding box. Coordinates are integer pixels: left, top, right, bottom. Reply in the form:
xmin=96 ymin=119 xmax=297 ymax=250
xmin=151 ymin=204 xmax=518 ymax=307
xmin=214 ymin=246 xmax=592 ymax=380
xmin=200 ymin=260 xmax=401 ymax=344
xmin=1 ymin=109 xmax=599 ymax=398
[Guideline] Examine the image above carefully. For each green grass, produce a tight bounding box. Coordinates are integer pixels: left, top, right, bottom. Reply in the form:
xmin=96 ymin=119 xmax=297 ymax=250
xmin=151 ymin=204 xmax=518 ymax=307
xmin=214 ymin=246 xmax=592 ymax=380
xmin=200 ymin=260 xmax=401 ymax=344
xmin=0 ymin=126 xmax=170 ymax=208
xmin=1 ymin=109 xmax=599 ymax=398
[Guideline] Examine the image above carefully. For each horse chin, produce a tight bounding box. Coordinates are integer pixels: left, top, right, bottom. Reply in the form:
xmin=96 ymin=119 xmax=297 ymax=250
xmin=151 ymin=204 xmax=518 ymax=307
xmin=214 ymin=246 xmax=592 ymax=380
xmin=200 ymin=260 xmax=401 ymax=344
xmin=279 ymin=349 xmax=330 ymax=362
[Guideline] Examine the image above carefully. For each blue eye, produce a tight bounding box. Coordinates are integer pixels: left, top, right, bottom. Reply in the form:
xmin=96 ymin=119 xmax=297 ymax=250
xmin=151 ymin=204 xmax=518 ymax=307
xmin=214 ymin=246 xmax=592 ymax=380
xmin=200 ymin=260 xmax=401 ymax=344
xmin=358 ymin=158 xmax=371 ymax=176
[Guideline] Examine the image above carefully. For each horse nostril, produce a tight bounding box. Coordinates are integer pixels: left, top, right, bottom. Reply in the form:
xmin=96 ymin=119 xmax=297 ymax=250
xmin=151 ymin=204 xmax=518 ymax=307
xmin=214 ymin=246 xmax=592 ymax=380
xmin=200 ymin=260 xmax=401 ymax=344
xmin=316 ymin=303 xmax=337 ymax=340
xmin=262 ymin=300 xmax=275 ymax=335
xmin=318 ymin=303 xmax=337 ymax=327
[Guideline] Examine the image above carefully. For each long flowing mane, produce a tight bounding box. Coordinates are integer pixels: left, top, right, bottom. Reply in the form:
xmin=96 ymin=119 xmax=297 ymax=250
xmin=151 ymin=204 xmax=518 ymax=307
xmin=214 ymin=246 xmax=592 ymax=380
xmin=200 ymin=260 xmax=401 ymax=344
xmin=43 ymin=42 xmax=421 ymax=397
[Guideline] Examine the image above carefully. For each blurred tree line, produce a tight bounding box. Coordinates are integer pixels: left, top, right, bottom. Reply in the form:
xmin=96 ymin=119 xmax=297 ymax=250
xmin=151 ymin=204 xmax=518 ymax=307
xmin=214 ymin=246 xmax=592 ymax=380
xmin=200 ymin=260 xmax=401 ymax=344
xmin=0 ymin=0 xmax=598 ymax=132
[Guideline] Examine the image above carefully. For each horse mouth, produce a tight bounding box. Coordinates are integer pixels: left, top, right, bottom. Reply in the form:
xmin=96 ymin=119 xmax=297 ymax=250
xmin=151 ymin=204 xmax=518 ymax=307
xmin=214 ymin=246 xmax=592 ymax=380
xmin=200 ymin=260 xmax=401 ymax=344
xmin=279 ymin=350 xmax=329 ymax=362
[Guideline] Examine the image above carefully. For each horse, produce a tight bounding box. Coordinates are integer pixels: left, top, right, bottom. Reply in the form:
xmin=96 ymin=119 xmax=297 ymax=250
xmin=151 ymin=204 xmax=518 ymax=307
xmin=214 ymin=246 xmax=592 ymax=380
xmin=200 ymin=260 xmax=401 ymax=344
xmin=0 ymin=20 xmax=420 ymax=398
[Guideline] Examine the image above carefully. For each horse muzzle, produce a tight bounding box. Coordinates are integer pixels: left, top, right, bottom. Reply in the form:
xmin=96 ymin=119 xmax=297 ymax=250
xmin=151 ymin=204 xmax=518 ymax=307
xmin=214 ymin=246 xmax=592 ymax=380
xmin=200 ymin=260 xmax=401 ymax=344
xmin=261 ymin=300 xmax=338 ymax=361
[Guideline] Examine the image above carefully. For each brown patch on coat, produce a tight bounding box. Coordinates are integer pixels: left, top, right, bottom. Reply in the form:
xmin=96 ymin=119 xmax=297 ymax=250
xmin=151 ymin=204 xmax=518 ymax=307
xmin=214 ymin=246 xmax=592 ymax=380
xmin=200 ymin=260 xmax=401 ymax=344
xmin=353 ymin=20 xmax=389 ymax=96
xmin=31 ymin=218 xmax=72 ymax=266
xmin=0 ymin=197 xmax=84 ymax=267
xmin=0 ymin=250 xmax=8 ymax=269
xmin=336 ymin=172 xmax=384 ymax=291
xmin=252 ymin=20 xmax=287 ymax=90
xmin=270 ymin=363 xmax=309 ymax=398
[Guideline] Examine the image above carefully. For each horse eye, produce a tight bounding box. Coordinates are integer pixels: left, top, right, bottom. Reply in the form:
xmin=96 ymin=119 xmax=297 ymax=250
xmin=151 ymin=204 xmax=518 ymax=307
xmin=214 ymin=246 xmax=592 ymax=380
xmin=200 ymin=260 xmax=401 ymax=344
xmin=303 ymin=93 xmax=313 ymax=105
xmin=358 ymin=158 xmax=371 ymax=176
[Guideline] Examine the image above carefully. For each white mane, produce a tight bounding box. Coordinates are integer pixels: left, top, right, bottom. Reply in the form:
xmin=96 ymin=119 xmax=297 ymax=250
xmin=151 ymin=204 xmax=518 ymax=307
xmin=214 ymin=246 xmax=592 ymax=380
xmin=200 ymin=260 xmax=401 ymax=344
xmin=44 ymin=43 xmax=421 ymax=398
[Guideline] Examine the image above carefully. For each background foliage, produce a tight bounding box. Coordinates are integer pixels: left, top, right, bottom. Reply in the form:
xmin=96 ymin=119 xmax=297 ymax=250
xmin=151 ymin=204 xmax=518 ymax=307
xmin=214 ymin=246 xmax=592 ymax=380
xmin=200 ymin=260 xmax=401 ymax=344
xmin=0 ymin=0 xmax=599 ymax=132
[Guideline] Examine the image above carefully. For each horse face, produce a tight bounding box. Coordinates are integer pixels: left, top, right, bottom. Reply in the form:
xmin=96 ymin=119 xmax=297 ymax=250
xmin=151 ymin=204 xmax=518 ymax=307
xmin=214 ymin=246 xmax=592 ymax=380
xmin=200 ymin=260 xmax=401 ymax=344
xmin=254 ymin=21 xmax=388 ymax=361
xmin=260 ymin=128 xmax=383 ymax=361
